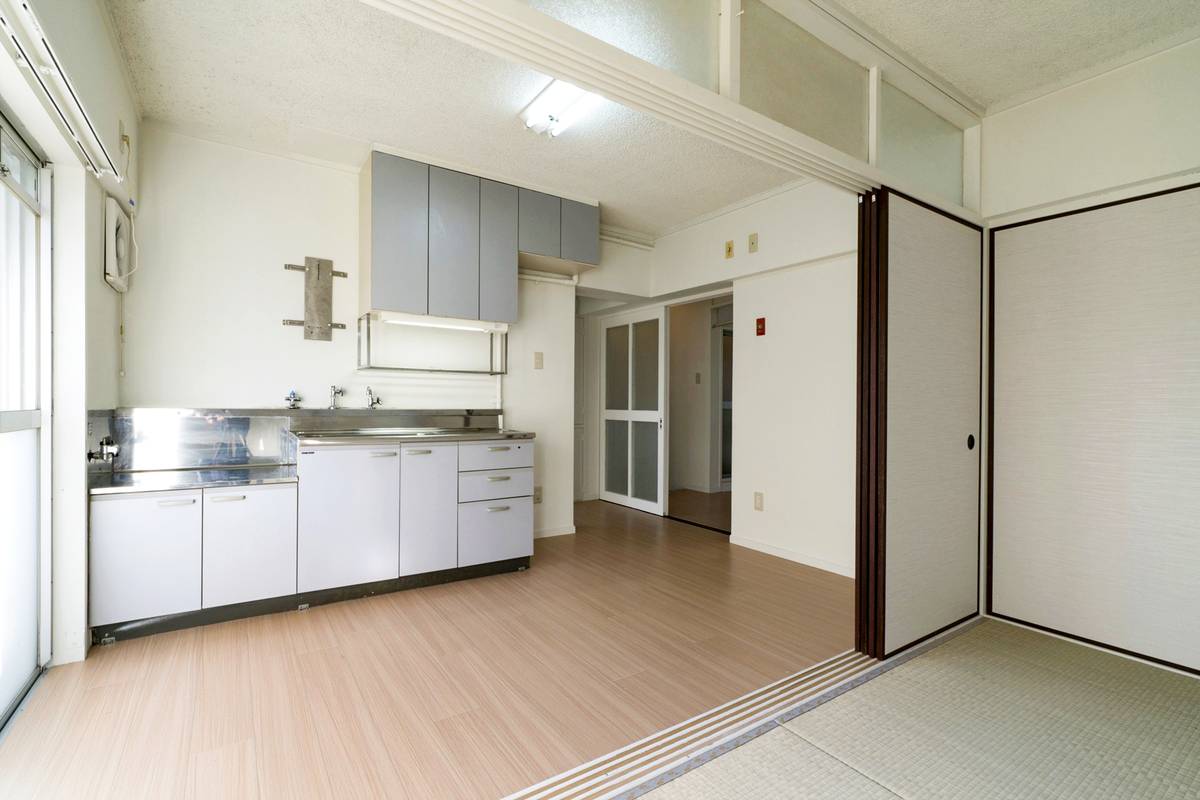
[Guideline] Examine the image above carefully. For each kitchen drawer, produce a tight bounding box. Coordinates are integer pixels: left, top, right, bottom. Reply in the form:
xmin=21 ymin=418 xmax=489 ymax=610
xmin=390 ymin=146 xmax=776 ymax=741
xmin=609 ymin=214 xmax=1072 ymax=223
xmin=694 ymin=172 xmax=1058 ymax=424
xmin=458 ymin=496 xmax=533 ymax=567
xmin=459 ymin=467 xmax=533 ymax=503
xmin=458 ymin=440 xmax=534 ymax=472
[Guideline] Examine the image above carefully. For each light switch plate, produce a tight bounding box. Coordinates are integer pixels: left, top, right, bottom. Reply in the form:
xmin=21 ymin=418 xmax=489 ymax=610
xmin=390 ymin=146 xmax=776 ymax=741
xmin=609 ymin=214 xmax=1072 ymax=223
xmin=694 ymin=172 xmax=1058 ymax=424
xmin=534 ymin=351 xmax=544 ymax=369
xmin=749 ymin=232 xmax=759 ymax=253
xmin=724 ymin=240 xmax=734 ymax=259
xmin=753 ymin=491 xmax=764 ymax=511
xmin=695 ymin=372 xmax=702 ymax=385
xmin=533 ymin=485 xmax=543 ymax=504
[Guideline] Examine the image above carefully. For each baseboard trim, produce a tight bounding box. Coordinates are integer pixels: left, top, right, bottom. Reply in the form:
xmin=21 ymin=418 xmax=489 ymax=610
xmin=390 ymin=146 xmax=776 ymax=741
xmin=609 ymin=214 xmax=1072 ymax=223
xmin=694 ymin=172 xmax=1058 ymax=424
xmin=535 ymin=525 xmax=576 ymax=539
xmin=728 ymin=534 xmax=854 ymax=578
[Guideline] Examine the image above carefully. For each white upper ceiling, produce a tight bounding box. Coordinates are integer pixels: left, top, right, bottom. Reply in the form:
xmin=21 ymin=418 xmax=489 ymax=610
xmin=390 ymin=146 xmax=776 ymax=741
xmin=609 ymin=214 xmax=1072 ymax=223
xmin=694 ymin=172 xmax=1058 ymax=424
xmin=104 ymin=0 xmax=795 ymax=238
xmin=827 ymin=0 xmax=1200 ymax=111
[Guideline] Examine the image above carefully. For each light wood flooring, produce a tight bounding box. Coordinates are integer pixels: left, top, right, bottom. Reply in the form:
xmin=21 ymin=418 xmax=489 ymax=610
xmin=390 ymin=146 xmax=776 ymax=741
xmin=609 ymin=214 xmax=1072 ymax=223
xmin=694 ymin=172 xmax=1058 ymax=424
xmin=0 ymin=501 xmax=853 ymax=800
xmin=668 ymin=489 xmax=732 ymax=532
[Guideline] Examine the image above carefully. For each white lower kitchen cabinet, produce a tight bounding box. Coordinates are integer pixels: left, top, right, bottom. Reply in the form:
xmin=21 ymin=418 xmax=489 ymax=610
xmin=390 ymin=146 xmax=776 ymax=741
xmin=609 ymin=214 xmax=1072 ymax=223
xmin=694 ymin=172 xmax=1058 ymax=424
xmin=297 ymin=445 xmax=400 ymax=592
xmin=202 ymin=483 xmax=298 ymax=608
xmin=400 ymin=442 xmax=458 ymax=576
xmin=458 ymin=496 xmax=534 ymax=567
xmin=89 ymin=489 xmax=203 ymax=626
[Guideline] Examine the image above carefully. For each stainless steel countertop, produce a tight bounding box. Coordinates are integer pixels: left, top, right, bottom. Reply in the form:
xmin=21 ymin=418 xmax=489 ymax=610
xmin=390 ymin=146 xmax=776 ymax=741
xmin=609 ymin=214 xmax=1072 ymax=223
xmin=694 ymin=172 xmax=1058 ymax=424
xmin=294 ymin=429 xmax=535 ymax=446
xmin=89 ymin=465 xmax=298 ymax=496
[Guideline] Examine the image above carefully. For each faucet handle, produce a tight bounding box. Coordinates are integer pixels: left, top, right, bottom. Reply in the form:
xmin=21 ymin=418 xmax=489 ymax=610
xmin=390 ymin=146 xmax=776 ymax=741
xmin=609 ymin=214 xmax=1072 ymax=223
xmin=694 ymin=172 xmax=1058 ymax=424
xmin=285 ymin=389 xmax=302 ymax=409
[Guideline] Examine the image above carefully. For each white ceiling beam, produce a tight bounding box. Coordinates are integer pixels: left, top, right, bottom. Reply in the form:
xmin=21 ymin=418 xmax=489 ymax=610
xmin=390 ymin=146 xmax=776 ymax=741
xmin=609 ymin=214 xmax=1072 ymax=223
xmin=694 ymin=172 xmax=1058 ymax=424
xmin=359 ymin=0 xmax=983 ymax=226
xmin=759 ymin=0 xmax=983 ymax=128
xmin=362 ymin=0 xmax=881 ymax=195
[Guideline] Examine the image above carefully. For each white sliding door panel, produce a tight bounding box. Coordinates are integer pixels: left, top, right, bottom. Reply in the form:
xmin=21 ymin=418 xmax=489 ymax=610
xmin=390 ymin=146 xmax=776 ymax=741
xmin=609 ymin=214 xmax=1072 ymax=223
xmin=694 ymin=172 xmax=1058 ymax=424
xmin=885 ymin=194 xmax=981 ymax=655
xmin=992 ymin=187 xmax=1200 ymax=671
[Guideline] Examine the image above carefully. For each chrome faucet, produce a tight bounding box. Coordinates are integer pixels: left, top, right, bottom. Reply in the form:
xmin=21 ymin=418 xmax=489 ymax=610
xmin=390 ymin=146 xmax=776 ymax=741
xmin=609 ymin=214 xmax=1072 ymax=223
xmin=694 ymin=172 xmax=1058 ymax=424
xmin=329 ymin=385 xmax=344 ymax=410
xmin=366 ymin=386 xmax=382 ymax=410
xmin=284 ymin=389 xmax=302 ymax=409
xmin=87 ymin=435 xmax=120 ymax=464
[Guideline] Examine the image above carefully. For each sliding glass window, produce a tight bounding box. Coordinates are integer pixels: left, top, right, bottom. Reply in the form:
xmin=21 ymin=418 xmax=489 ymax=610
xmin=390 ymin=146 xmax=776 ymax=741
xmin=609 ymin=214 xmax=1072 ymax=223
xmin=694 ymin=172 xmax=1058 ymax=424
xmin=0 ymin=124 xmax=45 ymax=731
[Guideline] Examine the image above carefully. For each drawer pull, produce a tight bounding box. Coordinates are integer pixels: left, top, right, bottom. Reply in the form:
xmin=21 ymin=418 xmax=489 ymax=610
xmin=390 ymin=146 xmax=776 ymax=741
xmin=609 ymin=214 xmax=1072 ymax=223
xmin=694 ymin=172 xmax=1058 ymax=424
xmin=405 ymin=449 xmax=433 ymax=455
xmin=157 ymin=498 xmax=196 ymax=507
xmin=486 ymin=505 xmax=511 ymax=513
xmin=210 ymin=494 xmax=247 ymax=503
xmin=370 ymin=451 xmax=399 ymax=457
xmin=486 ymin=475 xmax=512 ymax=482
xmin=487 ymin=446 xmax=511 ymax=453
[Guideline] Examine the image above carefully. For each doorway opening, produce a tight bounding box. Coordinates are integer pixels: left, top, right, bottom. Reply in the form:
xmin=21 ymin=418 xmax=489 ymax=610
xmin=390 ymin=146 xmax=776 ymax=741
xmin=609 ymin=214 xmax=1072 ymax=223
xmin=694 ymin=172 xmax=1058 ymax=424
xmin=666 ymin=296 xmax=732 ymax=534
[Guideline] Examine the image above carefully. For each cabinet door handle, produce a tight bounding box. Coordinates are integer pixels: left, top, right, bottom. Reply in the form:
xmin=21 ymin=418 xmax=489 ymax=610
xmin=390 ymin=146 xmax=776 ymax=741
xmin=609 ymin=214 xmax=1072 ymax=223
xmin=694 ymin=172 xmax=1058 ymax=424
xmin=487 ymin=446 xmax=511 ymax=452
xmin=157 ymin=498 xmax=196 ymax=507
xmin=210 ymin=494 xmax=246 ymax=503
xmin=486 ymin=505 xmax=511 ymax=513
xmin=370 ymin=451 xmax=398 ymax=457
xmin=405 ymin=449 xmax=433 ymax=455
xmin=486 ymin=475 xmax=512 ymax=482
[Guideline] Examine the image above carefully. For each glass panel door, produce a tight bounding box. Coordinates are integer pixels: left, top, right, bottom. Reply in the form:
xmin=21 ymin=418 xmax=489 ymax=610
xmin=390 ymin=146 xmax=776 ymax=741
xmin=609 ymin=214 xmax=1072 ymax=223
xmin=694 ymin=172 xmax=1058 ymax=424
xmin=0 ymin=127 xmax=44 ymax=731
xmin=601 ymin=308 xmax=666 ymax=514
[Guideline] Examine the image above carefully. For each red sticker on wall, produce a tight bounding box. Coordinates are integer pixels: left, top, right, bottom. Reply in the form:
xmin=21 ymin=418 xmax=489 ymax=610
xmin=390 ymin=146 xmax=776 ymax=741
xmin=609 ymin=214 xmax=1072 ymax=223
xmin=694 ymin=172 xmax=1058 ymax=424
xmin=756 ymin=317 xmax=766 ymax=336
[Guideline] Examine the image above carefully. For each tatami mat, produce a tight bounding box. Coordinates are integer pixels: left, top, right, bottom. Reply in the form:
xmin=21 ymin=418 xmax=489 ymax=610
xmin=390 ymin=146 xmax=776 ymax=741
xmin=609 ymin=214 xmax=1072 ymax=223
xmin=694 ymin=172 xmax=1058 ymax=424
xmin=645 ymin=620 xmax=1200 ymax=800
xmin=642 ymin=727 xmax=899 ymax=799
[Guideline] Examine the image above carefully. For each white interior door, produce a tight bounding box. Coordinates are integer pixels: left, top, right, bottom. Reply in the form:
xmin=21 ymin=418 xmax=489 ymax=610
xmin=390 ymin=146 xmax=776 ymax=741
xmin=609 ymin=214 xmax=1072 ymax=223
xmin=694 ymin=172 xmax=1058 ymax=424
xmin=601 ymin=308 xmax=666 ymax=515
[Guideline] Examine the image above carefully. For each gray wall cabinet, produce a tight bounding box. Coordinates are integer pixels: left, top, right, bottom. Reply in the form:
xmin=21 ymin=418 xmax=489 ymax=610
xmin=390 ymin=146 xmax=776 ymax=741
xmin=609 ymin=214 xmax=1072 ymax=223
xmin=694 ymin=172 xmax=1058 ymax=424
xmin=518 ymin=188 xmax=562 ymax=258
xmin=561 ymin=198 xmax=600 ymax=265
xmin=361 ymin=152 xmax=428 ymax=315
xmin=480 ymin=180 xmax=519 ymax=323
xmin=428 ymin=166 xmax=481 ymax=320
xmin=361 ymin=151 xmax=598 ymax=323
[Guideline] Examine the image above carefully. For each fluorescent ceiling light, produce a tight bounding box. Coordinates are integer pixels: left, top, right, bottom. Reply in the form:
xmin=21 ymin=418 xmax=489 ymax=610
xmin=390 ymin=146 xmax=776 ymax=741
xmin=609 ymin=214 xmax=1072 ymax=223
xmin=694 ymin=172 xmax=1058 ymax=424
xmin=520 ymin=79 xmax=603 ymax=138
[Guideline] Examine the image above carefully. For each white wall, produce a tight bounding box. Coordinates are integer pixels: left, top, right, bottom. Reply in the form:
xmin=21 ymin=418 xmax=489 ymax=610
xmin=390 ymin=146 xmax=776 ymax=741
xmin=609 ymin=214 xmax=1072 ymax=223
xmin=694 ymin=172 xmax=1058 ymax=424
xmin=730 ymin=255 xmax=857 ymax=577
xmin=504 ymin=279 xmax=577 ymax=537
xmin=982 ymin=38 xmax=1200 ymax=218
xmin=667 ymin=300 xmax=713 ymax=492
xmin=652 ymin=180 xmax=857 ymax=296
xmin=125 ymin=124 xmax=497 ymax=410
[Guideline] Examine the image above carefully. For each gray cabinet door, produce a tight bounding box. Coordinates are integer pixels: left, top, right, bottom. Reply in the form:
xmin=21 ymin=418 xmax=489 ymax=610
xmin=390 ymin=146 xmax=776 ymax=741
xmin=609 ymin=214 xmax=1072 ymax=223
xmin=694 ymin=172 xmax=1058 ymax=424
xmin=518 ymin=188 xmax=561 ymax=258
xmin=371 ymin=152 xmax=428 ymax=314
xmin=480 ymin=179 xmax=518 ymax=322
xmin=428 ymin=166 xmax=480 ymax=320
xmin=561 ymin=198 xmax=600 ymax=265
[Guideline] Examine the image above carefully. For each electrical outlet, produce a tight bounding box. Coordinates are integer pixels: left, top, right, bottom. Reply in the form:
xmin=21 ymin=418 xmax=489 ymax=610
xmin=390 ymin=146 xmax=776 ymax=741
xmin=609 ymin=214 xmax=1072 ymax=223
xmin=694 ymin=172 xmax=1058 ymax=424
xmin=724 ymin=240 xmax=734 ymax=259
xmin=533 ymin=485 xmax=543 ymax=504
xmin=534 ymin=351 xmax=544 ymax=370
xmin=749 ymin=232 xmax=759 ymax=253
xmin=753 ymin=491 xmax=764 ymax=511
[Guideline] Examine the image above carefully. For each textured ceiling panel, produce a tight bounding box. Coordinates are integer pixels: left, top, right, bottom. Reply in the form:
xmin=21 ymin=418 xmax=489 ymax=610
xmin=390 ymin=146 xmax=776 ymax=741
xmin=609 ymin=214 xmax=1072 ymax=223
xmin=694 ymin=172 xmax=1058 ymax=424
xmin=105 ymin=0 xmax=794 ymax=236
xmin=828 ymin=0 xmax=1200 ymax=110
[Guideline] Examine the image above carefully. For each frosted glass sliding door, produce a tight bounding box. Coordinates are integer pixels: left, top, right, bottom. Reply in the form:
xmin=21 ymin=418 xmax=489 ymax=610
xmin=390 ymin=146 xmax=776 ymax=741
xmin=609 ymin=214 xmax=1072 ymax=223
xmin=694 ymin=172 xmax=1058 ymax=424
xmin=601 ymin=308 xmax=666 ymax=514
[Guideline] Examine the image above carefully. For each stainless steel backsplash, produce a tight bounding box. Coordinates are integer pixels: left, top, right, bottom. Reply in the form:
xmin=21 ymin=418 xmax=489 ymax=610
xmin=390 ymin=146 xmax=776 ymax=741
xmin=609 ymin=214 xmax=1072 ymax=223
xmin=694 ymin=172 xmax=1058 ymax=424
xmin=87 ymin=408 xmax=502 ymax=472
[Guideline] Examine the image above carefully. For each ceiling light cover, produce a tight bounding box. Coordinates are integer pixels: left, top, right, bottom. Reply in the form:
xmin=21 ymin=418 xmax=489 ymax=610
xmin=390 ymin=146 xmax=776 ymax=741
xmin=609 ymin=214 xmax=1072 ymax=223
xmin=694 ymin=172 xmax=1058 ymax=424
xmin=520 ymin=79 xmax=603 ymax=137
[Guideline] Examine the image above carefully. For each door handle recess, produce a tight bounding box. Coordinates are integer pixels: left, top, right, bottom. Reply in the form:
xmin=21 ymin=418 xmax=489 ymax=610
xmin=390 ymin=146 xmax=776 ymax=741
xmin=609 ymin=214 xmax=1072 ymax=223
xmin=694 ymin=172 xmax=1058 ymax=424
xmin=371 ymin=451 xmax=399 ymax=457
xmin=210 ymin=494 xmax=247 ymax=503
xmin=486 ymin=506 xmax=511 ymax=513
xmin=486 ymin=475 xmax=512 ymax=482
xmin=157 ymin=498 xmax=196 ymax=507
xmin=405 ymin=449 xmax=433 ymax=455
xmin=487 ymin=446 xmax=511 ymax=452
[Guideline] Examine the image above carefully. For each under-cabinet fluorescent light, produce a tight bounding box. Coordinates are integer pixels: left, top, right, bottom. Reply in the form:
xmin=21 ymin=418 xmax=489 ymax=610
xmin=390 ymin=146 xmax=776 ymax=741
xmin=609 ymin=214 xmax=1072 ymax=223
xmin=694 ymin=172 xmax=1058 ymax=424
xmin=520 ymin=79 xmax=603 ymax=137
xmin=382 ymin=318 xmax=502 ymax=333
